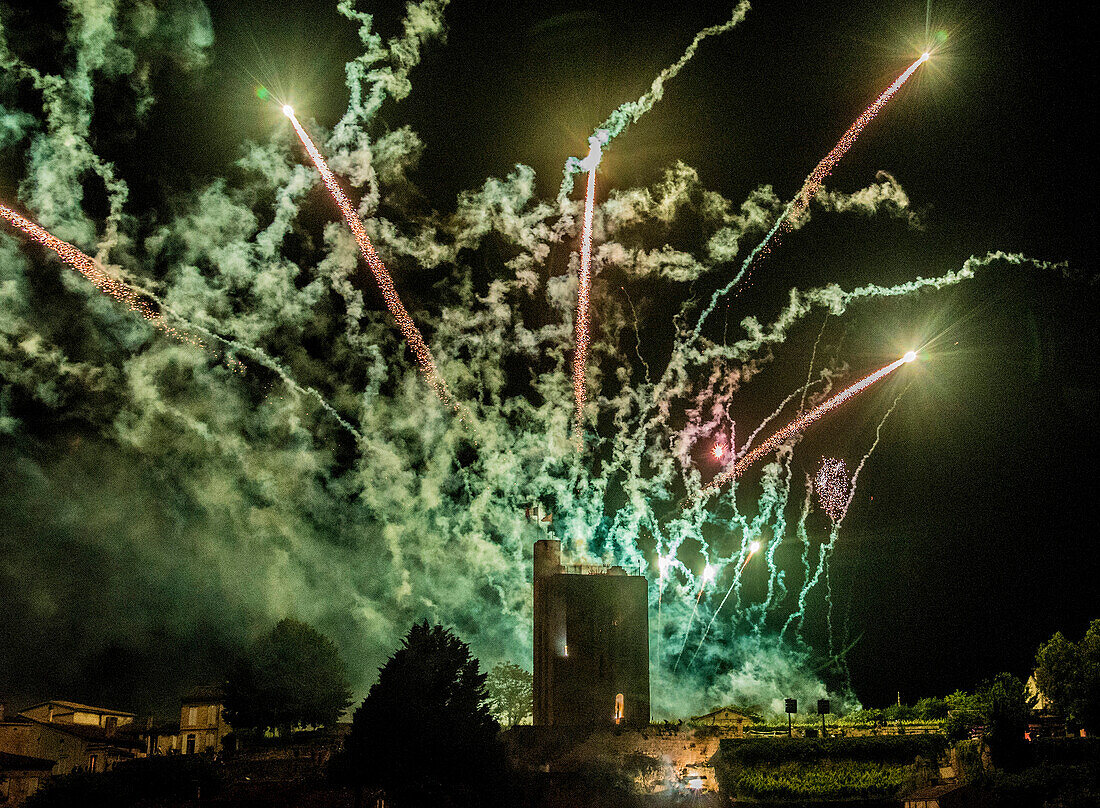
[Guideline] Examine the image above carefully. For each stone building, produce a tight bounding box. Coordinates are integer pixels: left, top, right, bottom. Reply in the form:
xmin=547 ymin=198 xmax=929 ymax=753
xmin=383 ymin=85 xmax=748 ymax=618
xmin=691 ymin=706 xmax=756 ymax=737
xmin=177 ymin=686 xmax=230 ymax=755
xmin=18 ymin=700 xmax=135 ymax=732
xmin=533 ymin=538 xmax=650 ymax=726
xmin=0 ymin=701 xmax=144 ymax=775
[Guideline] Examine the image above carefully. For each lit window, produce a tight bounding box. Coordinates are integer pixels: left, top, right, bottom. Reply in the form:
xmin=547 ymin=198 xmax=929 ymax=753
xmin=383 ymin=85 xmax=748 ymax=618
xmin=615 ymin=693 xmax=624 ymax=724
xmin=188 ymin=707 xmax=197 ymax=726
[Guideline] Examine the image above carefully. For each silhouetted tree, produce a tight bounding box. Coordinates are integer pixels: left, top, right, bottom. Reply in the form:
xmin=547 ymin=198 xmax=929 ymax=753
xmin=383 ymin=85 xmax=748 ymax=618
xmin=341 ymin=621 xmax=508 ymax=807
xmin=981 ymin=672 xmax=1033 ymax=767
xmin=223 ymin=617 xmax=352 ymax=735
xmin=486 ymin=662 xmax=532 ymax=727
xmin=1035 ymin=619 xmax=1100 ymax=733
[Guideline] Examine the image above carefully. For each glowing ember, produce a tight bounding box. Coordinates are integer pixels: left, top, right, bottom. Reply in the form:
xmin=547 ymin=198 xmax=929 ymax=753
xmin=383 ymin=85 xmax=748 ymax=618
xmin=284 ymin=108 xmax=459 ymax=412
xmin=815 ymin=458 xmax=851 ymax=522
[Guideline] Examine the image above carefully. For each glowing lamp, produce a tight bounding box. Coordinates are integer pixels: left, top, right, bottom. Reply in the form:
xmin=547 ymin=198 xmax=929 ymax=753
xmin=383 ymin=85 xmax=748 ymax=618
xmin=902 ymin=350 xmax=917 ymax=363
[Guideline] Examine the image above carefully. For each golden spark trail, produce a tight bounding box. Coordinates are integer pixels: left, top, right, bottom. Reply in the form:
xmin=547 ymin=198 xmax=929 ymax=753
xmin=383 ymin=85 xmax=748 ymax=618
xmin=1 ymin=201 xmax=194 ymax=345
xmin=791 ymin=53 xmax=930 ymax=220
xmin=692 ymin=53 xmax=930 ymax=337
xmin=702 ymin=352 xmax=916 ymax=497
xmin=283 ymin=106 xmax=458 ymax=411
xmin=571 ymin=132 xmax=605 ymax=449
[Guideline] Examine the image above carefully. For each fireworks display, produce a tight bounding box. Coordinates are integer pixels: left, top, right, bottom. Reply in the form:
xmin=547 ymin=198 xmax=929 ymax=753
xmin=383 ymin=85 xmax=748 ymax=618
xmin=1 ymin=0 xmax=1074 ymax=726
xmin=282 ymin=106 xmax=458 ymax=412
xmin=703 ymin=354 xmax=915 ymax=497
xmin=0 ymin=202 xmax=191 ymax=345
xmin=790 ymin=53 xmax=929 ymax=219
xmin=691 ymin=52 xmax=931 ymax=330
xmin=815 ymin=458 xmax=851 ymax=522
xmin=572 ymin=132 xmax=606 ymax=448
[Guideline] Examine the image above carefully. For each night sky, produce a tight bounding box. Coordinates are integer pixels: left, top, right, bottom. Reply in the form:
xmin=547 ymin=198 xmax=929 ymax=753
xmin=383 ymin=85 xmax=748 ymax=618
xmin=0 ymin=0 xmax=1095 ymax=718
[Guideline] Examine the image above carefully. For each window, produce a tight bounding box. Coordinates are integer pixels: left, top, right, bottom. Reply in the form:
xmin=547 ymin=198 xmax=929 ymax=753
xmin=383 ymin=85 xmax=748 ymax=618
xmin=186 ymin=734 xmax=196 ymax=754
xmin=105 ymin=716 xmax=117 ymax=731
xmin=88 ymin=754 xmax=97 ymax=772
xmin=187 ymin=706 xmax=197 ymax=726
xmin=614 ymin=693 xmax=624 ymax=724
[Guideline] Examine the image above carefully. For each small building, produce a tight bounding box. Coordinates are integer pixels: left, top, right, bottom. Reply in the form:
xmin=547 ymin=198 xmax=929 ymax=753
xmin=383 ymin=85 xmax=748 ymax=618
xmin=0 ymin=751 xmax=56 ymax=806
xmin=691 ymin=706 xmax=756 ymax=737
xmin=0 ymin=714 xmax=144 ymax=774
xmin=178 ymin=686 xmax=230 ymax=755
xmin=150 ymin=720 xmax=182 ymax=755
xmin=1026 ymin=673 xmax=1051 ymax=712
xmin=18 ymin=700 xmax=135 ymax=732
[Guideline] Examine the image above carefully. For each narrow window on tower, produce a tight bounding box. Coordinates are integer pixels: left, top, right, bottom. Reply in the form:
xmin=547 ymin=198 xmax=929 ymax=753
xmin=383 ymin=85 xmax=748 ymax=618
xmin=615 ymin=693 xmax=624 ymax=724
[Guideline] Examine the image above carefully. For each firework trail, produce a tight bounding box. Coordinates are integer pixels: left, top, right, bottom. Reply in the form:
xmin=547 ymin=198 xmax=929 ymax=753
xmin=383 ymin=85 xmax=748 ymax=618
xmin=1 ymin=201 xmax=190 ymax=344
xmin=572 ymin=132 xmax=607 ymax=448
xmin=784 ymin=381 xmax=913 ymax=642
xmin=692 ymin=53 xmax=930 ymax=338
xmin=686 ymin=539 xmax=763 ymax=669
xmin=700 ymin=352 xmax=916 ymax=498
xmin=672 ymin=564 xmax=716 ymax=672
xmin=2 ymin=201 xmax=368 ymax=440
xmin=558 ymin=1 xmax=751 ymax=201
xmin=799 ymin=314 xmax=830 ymax=414
xmin=283 ymin=106 xmax=459 ymax=413
xmin=791 ymin=53 xmax=930 ymax=221
xmin=815 ymin=458 xmax=850 ymax=521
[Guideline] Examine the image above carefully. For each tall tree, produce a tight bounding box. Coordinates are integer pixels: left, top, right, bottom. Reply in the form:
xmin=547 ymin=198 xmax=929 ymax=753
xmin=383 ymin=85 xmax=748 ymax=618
xmin=223 ymin=618 xmax=352 ymax=735
xmin=341 ymin=621 xmax=508 ymax=807
xmin=981 ymin=672 xmax=1033 ymax=767
xmin=485 ymin=662 xmax=532 ymax=727
xmin=1035 ymin=618 xmax=1100 ymax=733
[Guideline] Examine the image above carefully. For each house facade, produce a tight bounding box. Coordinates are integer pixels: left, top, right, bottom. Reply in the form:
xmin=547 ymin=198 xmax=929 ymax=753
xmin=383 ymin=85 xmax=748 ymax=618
xmin=177 ymin=686 xmax=230 ymax=755
xmin=691 ymin=706 xmax=756 ymax=736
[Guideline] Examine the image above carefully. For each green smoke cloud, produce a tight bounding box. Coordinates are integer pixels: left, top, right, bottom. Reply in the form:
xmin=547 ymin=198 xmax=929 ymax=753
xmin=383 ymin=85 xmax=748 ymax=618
xmin=0 ymin=0 xmax=1067 ymax=721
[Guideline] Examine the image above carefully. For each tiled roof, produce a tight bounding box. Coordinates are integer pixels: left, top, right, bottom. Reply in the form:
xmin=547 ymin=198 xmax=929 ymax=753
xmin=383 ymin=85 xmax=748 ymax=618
xmin=20 ymin=700 xmax=135 ymax=717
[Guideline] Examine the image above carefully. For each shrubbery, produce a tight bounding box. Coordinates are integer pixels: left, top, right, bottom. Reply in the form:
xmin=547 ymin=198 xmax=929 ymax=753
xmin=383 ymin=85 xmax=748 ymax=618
xmin=25 ymin=756 xmax=221 ymax=808
xmin=718 ymin=760 xmax=914 ymax=801
xmin=717 ymin=734 xmax=948 ymax=766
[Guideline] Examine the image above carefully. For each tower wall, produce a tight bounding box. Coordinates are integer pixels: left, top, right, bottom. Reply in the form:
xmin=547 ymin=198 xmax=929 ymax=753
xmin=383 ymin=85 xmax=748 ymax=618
xmin=533 ymin=539 xmax=650 ymax=726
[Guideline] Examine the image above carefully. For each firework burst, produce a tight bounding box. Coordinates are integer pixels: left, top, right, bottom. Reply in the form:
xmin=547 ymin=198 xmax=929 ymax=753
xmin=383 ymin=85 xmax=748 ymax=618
xmin=815 ymin=458 xmax=850 ymax=522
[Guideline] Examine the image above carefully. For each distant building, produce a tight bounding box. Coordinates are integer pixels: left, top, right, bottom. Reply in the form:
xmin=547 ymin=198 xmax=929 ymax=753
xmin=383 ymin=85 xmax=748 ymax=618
xmin=0 ymin=699 xmax=144 ymax=775
xmin=177 ymin=686 xmax=230 ymax=755
xmin=691 ymin=706 xmax=756 ymax=736
xmin=1026 ymin=673 xmax=1051 ymax=712
xmin=533 ymin=538 xmax=650 ymax=726
xmin=18 ymin=700 xmax=135 ymax=732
